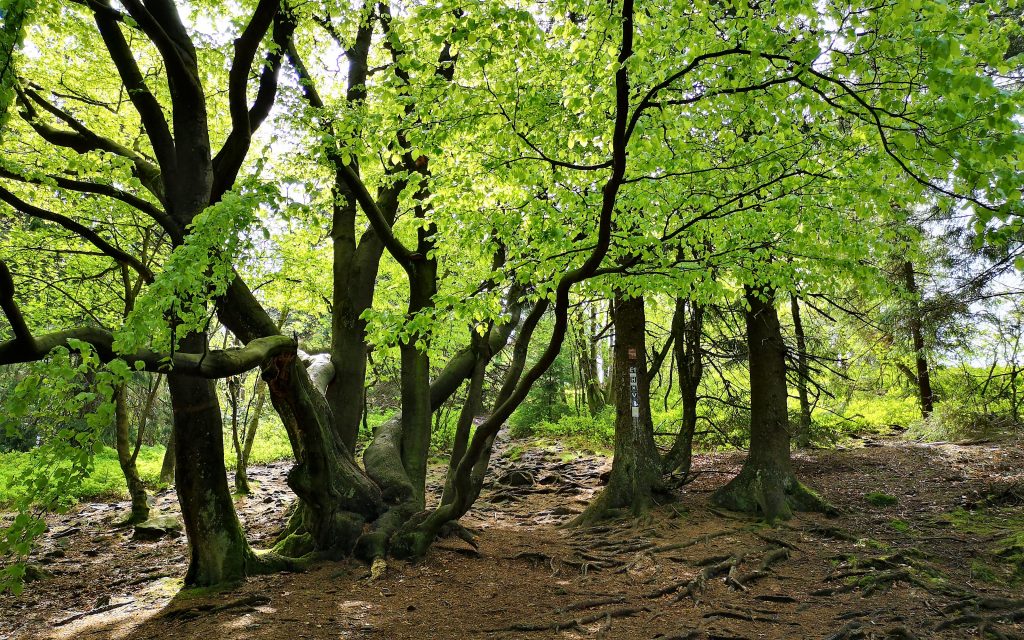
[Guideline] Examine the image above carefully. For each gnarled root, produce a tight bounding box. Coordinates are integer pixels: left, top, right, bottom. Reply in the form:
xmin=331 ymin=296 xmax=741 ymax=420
xmin=712 ymin=464 xmax=836 ymax=522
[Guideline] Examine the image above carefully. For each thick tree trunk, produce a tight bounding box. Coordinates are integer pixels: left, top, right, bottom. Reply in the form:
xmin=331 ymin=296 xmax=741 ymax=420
xmin=398 ymin=262 xmax=438 ymax=506
xmin=574 ymin=293 xmax=663 ymax=525
xmin=114 ymin=385 xmax=149 ymax=524
xmin=663 ymin=298 xmax=703 ymax=478
xmin=263 ymin=351 xmax=384 ymax=559
xmin=169 ymin=331 xmax=259 ymax=586
xmin=326 ymin=205 xmax=388 ymax=453
xmin=904 ymin=261 xmax=935 ymax=417
xmin=790 ymin=294 xmax=813 ymax=447
xmin=712 ymin=287 xmax=832 ymax=522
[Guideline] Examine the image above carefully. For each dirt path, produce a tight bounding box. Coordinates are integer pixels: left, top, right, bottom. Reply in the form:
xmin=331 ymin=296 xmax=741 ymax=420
xmin=2 ymin=436 xmax=1022 ymax=640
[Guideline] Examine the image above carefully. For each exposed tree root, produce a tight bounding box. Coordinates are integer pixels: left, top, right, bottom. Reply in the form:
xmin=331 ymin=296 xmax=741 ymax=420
xmin=650 ymin=527 xmax=755 ymax=553
xmin=938 ymin=597 xmax=1024 ymax=639
xmin=644 ymin=554 xmax=746 ymax=601
xmin=712 ymin=465 xmax=837 ymax=522
xmin=732 ymin=547 xmax=789 ymax=588
xmin=486 ymin=605 xmax=649 ymax=632
xmin=814 ymin=550 xmax=962 ymax=598
xmin=824 ymin=616 xmax=920 ymax=640
xmin=556 ymin=595 xmax=626 ymax=613
xmin=163 ymin=594 xmax=271 ymax=621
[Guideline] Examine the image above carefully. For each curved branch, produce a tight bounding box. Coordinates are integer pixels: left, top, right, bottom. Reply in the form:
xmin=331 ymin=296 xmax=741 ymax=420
xmin=0 ymin=184 xmax=154 ymax=282
xmin=0 ymin=166 xmax=179 ymax=240
xmin=212 ymin=0 xmax=296 ymax=202
xmin=0 ymin=268 xmax=295 ymax=377
xmin=16 ymin=86 xmax=165 ymax=202
xmin=91 ymin=1 xmax=176 ymax=177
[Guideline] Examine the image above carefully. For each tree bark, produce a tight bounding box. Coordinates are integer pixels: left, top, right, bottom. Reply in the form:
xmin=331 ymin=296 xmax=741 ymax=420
xmin=790 ymin=294 xmax=812 ymax=447
xmin=712 ymin=286 xmax=832 ymax=522
xmin=114 ymin=384 xmax=149 ymax=524
xmin=159 ymin=429 xmax=175 ymax=485
xmin=663 ymin=298 xmax=704 ymax=478
xmin=169 ymin=332 xmax=260 ymax=586
xmin=903 ymin=261 xmax=935 ymax=417
xmin=574 ymin=293 xmax=663 ymax=525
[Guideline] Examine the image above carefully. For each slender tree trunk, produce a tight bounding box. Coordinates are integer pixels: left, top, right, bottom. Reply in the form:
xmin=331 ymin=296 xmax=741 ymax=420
xmin=574 ymin=293 xmax=662 ymax=525
xmin=160 ymin=429 xmax=175 ymax=485
xmin=114 ymin=384 xmax=149 ymax=524
xmin=663 ymin=298 xmax=703 ymax=478
xmin=712 ymin=287 xmax=832 ymax=522
xmin=790 ymin=294 xmax=812 ymax=447
xmin=227 ymin=377 xmax=250 ymax=494
xmin=903 ymin=261 xmax=935 ymax=416
xmin=441 ymin=334 xmax=488 ymax=506
xmin=241 ymin=382 xmax=267 ymax=471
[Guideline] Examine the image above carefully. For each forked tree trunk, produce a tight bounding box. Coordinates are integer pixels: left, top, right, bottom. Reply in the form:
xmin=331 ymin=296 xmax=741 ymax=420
xmin=790 ymin=294 xmax=812 ymax=447
xmin=712 ymin=287 xmax=833 ymax=522
xmin=114 ymin=384 xmax=149 ymax=524
xmin=903 ymin=261 xmax=935 ymax=417
xmin=663 ymin=298 xmax=704 ymax=478
xmin=574 ymin=293 xmax=662 ymax=525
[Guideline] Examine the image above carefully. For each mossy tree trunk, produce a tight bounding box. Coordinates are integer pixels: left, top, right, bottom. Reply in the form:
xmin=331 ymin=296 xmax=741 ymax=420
xmin=663 ymin=297 xmax=704 ymax=478
xmin=712 ymin=286 xmax=833 ymax=522
xmin=170 ymin=332 xmax=260 ymax=586
xmin=114 ymin=384 xmax=150 ymax=524
xmin=575 ymin=292 xmax=663 ymax=525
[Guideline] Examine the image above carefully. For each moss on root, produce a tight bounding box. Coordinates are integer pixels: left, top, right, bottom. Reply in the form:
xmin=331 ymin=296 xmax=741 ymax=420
xmin=712 ymin=466 xmax=836 ymax=522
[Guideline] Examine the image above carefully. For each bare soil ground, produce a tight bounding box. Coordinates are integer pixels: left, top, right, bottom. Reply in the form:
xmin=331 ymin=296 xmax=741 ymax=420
xmin=2 ymin=435 xmax=1022 ymax=640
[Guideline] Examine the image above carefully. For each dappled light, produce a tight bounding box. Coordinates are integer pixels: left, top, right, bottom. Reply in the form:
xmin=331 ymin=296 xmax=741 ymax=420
xmin=0 ymin=0 xmax=1022 ymax=638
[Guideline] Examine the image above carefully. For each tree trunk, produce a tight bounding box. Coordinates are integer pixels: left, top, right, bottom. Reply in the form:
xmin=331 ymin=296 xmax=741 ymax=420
xmin=397 ymin=261 xmax=438 ymax=507
xmin=712 ymin=287 xmax=832 ymax=522
xmin=790 ymin=294 xmax=812 ymax=447
xmin=159 ymin=429 xmax=175 ymax=485
xmin=574 ymin=305 xmax=604 ymax=416
xmin=227 ymin=376 xmax=250 ymax=495
xmin=904 ymin=261 xmax=935 ymax=417
xmin=170 ymin=331 xmax=261 ymax=586
xmin=574 ymin=293 xmax=662 ymax=525
xmin=114 ymin=384 xmax=149 ymax=524
xmin=441 ymin=333 xmax=488 ymax=506
xmin=663 ymin=298 xmax=703 ymax=478
xmin=240 ymin=381 xmax=267 ymax=473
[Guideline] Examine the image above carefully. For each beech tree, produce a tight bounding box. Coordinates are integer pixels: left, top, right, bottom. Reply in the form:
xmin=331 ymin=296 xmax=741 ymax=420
xmin=0 ymin=0 xmax=1020 ymax=589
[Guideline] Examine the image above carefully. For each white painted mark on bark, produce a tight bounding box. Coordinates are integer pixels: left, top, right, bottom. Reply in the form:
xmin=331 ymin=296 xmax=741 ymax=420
xmin=629 ymin=366 xmax=640 ymax=420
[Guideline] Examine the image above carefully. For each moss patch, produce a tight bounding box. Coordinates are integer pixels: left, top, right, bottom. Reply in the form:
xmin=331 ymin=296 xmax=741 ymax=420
xmin=865 ymin=491 xmax=898 ymax=507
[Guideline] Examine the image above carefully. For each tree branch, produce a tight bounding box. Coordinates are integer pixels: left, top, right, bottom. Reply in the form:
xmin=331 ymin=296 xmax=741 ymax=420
xmin=212 ymin=0 xmax=296 ymax=202
xmin=90 ymin=1 xmax=176 ymax=178
xmin=16 ymin=86 xmax=165 ymax=200
xmin=0 ymin=166 xmax=179 ymax=241
xmin=0 ymin=264 xmax=295 ymax=377
xmin=0 ymin=184 xmax=154 ymax=282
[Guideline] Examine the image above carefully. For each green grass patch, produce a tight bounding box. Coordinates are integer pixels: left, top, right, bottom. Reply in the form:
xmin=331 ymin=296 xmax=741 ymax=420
xmin=940 ymin=507 xmax=1024 ymax=584
xmin=0 ymin=420 xmax=295 ymax=508
xmin=865 ymin=491 xmax=898 ymax=507
xmin=889 ymin=518 xmax=911 ymax=533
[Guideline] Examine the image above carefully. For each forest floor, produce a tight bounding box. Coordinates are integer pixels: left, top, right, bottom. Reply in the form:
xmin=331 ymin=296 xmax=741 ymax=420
xmin=2 ymin=432 xmax=1023 ymax=640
